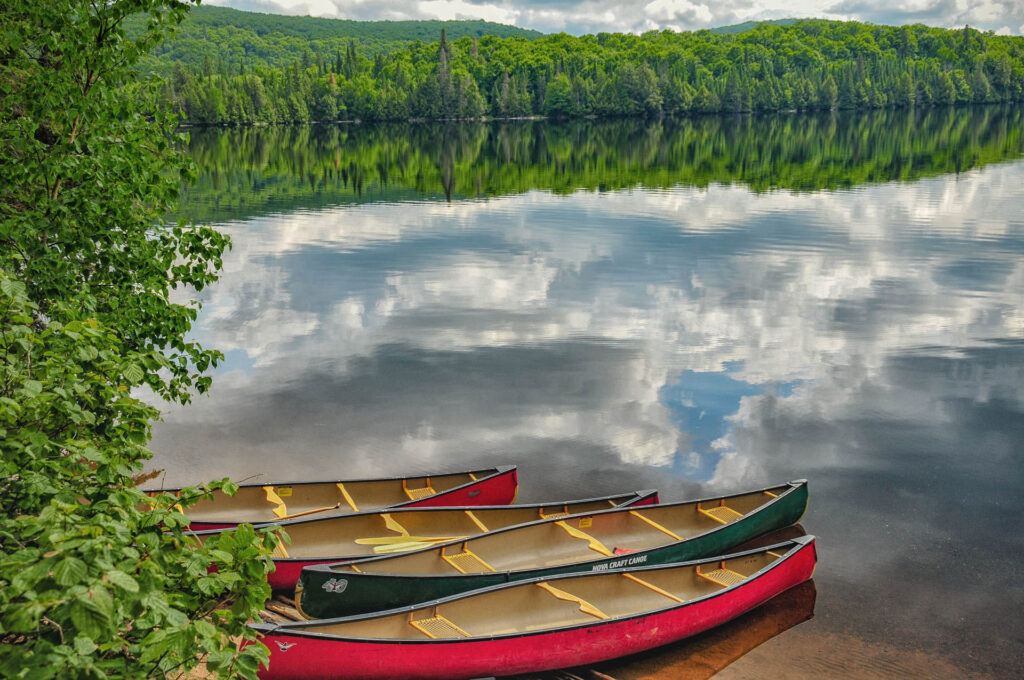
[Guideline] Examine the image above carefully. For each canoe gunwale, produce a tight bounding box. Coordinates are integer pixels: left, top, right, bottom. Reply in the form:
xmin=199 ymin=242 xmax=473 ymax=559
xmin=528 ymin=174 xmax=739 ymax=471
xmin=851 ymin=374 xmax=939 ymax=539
xmin=142 ymin=465 xmax=516 ymax=495
xmin=254 ymin=536 xmax=815 ymax=644
xmin=302 ymin=479 xmax=807 ymax=578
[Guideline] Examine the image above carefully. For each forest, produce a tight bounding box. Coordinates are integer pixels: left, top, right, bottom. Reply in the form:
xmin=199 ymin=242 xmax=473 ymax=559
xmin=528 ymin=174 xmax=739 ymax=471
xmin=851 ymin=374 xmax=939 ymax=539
xmin=160 ymin=16 xmax=1024 ymax=125
xmin=131 ymin=5 xmax=541 ymax=74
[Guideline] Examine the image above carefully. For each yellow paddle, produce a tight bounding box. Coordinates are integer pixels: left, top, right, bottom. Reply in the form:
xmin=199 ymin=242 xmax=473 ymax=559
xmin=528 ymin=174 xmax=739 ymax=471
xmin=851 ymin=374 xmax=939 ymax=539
xmin=355 ymin=535 xmax=464 ymax=545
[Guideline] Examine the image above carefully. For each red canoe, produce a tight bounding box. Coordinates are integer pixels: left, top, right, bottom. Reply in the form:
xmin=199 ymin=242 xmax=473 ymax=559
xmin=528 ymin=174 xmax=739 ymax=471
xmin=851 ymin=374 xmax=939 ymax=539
xmin=250 ymin=536 xmax=817 ymax=680
xmin=146 ymin=466 xmax=518 ymax=531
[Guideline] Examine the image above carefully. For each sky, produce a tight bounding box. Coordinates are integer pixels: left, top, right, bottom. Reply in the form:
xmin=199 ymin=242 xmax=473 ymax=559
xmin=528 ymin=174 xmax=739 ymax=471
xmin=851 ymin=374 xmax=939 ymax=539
xmin=207 ymin=0 xmax=1024 ymax=36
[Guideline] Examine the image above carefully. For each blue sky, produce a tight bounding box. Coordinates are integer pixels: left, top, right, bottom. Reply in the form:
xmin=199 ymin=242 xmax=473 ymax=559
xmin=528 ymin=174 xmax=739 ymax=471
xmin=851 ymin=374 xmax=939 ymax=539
xmin=207 ymin=0 xmax=1024 ymax=35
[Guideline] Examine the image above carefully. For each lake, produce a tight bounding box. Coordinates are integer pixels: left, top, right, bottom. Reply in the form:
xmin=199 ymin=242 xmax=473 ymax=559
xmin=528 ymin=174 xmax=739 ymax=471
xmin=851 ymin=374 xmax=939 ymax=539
xmin=152 ymin=106 xmax=1024 ymax=679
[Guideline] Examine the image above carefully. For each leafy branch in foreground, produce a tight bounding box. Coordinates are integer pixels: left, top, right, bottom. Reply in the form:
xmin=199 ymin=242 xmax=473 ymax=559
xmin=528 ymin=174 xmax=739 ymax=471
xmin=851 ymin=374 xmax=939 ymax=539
xmin=0 ymin=2 xmax=280 ymax=678
xmin=0 ymin=279 xmax=277 ymax=679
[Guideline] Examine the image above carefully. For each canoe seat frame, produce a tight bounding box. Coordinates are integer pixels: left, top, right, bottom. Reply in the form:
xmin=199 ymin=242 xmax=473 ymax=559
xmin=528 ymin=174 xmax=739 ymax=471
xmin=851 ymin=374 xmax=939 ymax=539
xmin=403 ymin=478 xmax=437 ymax=501
xmin=696 ymin=499 xmax=744 ymax=525
xmin=442 ymin=542 xmax=496 ymax=573
xmin=696 ymin=562 xmax=746 ymax=588
xmin=409 ymin=608 xmax=471 ymax=639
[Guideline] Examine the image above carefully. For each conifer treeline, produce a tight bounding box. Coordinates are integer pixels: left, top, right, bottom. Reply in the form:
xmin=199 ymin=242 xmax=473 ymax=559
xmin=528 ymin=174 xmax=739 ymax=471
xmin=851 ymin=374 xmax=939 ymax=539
xmin=165 ymin=20 xmax=1024 ymax=124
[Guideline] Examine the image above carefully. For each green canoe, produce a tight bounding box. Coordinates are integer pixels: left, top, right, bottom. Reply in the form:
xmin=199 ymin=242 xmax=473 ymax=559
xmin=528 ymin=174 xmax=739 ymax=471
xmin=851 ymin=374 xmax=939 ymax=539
xmin=295 ymin=480 xmax=808 ymax=619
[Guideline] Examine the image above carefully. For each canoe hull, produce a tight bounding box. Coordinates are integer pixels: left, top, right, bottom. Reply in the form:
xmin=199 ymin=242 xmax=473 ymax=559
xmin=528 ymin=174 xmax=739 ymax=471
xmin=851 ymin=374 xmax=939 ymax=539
xmin=257 ymin=540 xmax=817 ymax=680
xmin=262 ymin=489 xmax=658 ymax=590
xmin=183 ymin=467 xmax=519 ymax=531
xmin=296 ymin=481 xmax=808 ymax=618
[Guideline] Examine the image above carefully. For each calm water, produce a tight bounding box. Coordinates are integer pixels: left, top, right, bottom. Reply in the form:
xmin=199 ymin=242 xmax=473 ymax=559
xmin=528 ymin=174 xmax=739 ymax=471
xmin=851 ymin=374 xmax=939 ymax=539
xmin=153 ymin=107 xmax=1024 ymax=679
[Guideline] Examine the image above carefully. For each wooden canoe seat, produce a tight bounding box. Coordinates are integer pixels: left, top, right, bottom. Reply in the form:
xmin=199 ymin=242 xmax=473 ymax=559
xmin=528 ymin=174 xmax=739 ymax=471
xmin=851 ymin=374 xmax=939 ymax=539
xmin=538 ymin=505 xmax=570 ymax=519
xmin=441 ymin=543 xmax=496 ymax=573
xmin=535 ymin=582 xmax=609 ymax=620
xmin=409 ymin=609 xmax=470 ymax=639
xmin=696 ymin=563 xmax=745 ymax=587
xmin=403 ymin=478 xmax=436 ymax=501
xmin=696 ymin=500 xmax=743 ymax=525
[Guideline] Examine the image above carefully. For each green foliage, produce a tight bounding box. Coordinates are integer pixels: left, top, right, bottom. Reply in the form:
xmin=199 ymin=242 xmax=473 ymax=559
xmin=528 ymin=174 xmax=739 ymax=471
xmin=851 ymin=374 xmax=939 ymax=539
xmin=129 ymin=5 xmax=542 ymax=75
xmin=0 ymin=280 xmax=278 ymax=679
xmin=160 ymin=18 xmax=1024 ymax=124
xmin=0 ymin=1 xmax=279 ymax=677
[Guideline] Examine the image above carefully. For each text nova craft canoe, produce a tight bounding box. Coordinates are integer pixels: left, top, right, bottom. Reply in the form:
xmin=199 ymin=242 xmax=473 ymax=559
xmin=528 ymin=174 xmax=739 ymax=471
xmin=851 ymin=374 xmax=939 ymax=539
xmin=253 ymin=536 xmax=818 ymax=680
xmin=191 ymin=489 xmax=659 ymax=590
xmin=295 ymin=480 xmax=808 ymax=618
xmin=146 ymin=466 xmax=518 ymax=531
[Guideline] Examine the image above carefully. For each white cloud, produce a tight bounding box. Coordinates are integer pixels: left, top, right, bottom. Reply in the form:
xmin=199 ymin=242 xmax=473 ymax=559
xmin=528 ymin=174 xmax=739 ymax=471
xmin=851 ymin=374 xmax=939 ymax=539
xmin=150 ymin=160 xmax=1024 ymax=485
xmin=207 ymin=0 xmax=1024 ymax=34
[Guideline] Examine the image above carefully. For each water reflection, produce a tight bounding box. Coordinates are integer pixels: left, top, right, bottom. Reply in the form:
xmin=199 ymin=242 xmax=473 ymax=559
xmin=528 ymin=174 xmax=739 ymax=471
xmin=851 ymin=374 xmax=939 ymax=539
xmin=154 ymin=109 xmax=1024 ymax=678
xmin=179 ymin=105 xmax=1024 ymax=224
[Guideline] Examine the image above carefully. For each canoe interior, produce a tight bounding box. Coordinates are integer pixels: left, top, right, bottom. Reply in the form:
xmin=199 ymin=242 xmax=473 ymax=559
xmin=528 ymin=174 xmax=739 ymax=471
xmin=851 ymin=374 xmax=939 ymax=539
xmin=160 ymin=469 xmax=501 ymax=523
xmin=256 ymin=493 xmax=646 ymax=559
xmin=329 ymin=484 xmax=794 ymax=576
xmin=282 ymin=544 xmax=798 ymax=641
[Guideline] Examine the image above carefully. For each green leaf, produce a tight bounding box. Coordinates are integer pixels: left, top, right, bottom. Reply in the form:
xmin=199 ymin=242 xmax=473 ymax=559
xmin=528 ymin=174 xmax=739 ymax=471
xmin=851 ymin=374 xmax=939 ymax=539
xmin=106 ymin=569 xmax=139 ymax=593
xmin=21 ymin=379 xmax=43 ymax=398
xmin=70 ymin=597 xmax=110 ymax=639
xmin=54 ymin=556 xmax=89 ymax=586
xmin=124 ymin=363 xmax=144 ymax=383
xmin=73 ymin=635 xmax=97 ymax=655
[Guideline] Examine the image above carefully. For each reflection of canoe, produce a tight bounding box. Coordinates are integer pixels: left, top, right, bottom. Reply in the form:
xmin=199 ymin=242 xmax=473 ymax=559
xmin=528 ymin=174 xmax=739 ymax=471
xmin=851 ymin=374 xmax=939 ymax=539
xmin=146 ymin=466 xmax=518 ymax=531
xmin=192 ymin=490 xmax=659 ymax=590
xmin=252 ymin=537 xmax=817 ymax=680
xmin=296 ymin=480 xmax=808 ymax=619
xmin=568 ymin=578 xmax=816 ymax=680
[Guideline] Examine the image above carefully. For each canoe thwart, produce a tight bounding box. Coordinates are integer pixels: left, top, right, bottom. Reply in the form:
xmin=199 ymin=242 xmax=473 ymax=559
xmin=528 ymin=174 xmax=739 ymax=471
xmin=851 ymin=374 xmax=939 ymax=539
xmin=409 ymin=609 xmax=470 ymax=639
xmin=535 ymin=582 xmax=609 ymax=620
xmin=696 ymin=563 xmax=745 ymax=587
xmin=336 ymin=483 xmax=359 ymax=512
xmin=380 ymin=513 xmax=409 ymax=536
xmin=554 ymin=520 xmax=614 ymax=557
xmin=463 ymin=510 xmax=489 ymax=532
xmin=263 ymin=486 xmax=289 ymax=519
xmin=442 ymin=543 xmax=497 ymax=573
xmin=628 ymin=510 xmax=682 ymax=540
xmin=622 ymin=573 xmax=683 ymax=603
xmin=403 ymin=478 xmax=436 ymax=501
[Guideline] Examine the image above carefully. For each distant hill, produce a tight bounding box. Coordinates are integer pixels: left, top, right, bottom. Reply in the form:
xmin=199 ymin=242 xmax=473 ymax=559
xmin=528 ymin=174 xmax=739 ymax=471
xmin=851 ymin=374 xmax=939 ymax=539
xmin=708 ymin=18 xmax=800 ymax=34
xmin=134 ymin=5 xmax=542 ymax=74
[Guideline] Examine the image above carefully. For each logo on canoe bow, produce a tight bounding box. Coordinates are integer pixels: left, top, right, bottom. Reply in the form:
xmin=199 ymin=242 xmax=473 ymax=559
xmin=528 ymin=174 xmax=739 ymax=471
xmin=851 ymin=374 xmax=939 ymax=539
xmin=276 ymin=641 xmax=297 ymax=652
xmin=322 ymin=578 xmax=349 ymax=594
